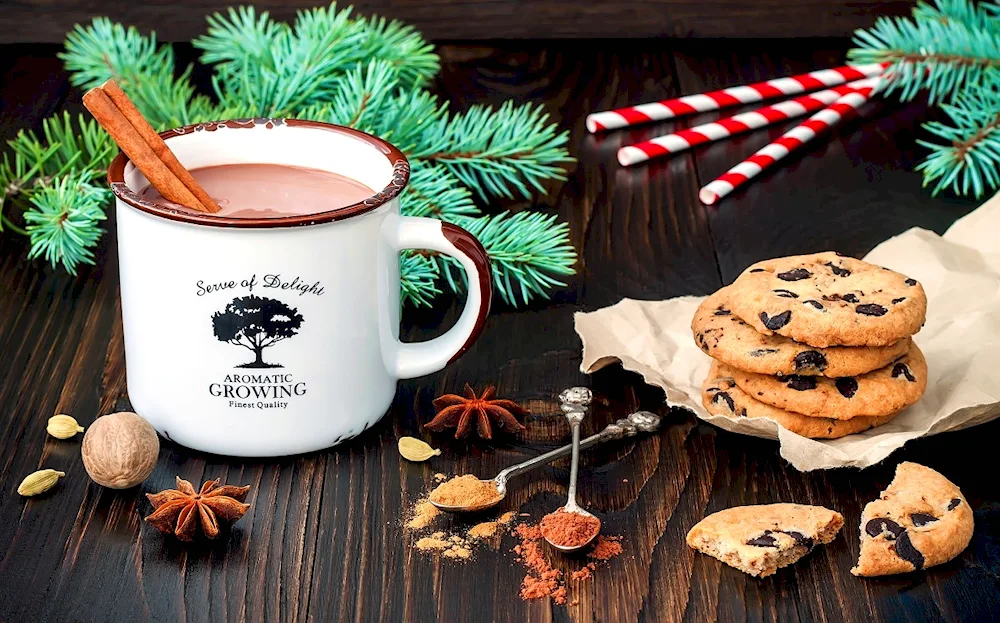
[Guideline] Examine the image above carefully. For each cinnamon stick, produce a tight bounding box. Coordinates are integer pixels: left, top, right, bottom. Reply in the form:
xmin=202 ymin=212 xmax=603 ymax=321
xmin=82 ymin=80 xmax=220 ymax=213
xmin=100 ymin=81 xmax=221 ymax=213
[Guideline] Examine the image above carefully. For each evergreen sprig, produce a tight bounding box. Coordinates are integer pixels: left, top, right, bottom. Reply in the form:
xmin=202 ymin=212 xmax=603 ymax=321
xmin=849 ymin=1 xmax=1000 ymax=103
xmin=3 ymin=3 xmax=576 ymax=306
xmin=24 ymin=172 xmax=109 ymax=274
xmin=917 ymin=75 xmax=1000 ymax=197
xmin=61 ymin=19 xmax=217 ymax=129
xmin=850 ymin=0 xmax=1000 ymax=198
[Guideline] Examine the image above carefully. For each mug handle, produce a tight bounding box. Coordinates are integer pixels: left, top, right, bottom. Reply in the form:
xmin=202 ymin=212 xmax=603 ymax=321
xmin=388 ymin=216 xmax=493 ymax=379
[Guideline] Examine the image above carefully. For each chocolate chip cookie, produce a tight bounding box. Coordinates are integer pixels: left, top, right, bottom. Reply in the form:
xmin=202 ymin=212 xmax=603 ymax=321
xmin=687 ymin=503 xmax=844 ymax=577
xmin=728 ymin=342 xmax=927 ymax=419
xmin=702 ymin=362 xmax=898 ymax=438
xmin=852 ymin=462 xmax=973 ymax=576
xmin=693 ymin=287 xmax=911 ymax=377
xmin=727 ymin=252 xmax=927 ymax=348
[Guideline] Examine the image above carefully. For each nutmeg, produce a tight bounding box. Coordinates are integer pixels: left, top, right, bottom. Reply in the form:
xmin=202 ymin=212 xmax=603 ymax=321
xmin=81 ymin=411 xmax=160 ymax=489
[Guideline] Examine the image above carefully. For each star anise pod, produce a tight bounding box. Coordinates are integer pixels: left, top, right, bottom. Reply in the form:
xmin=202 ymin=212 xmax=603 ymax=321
xmin=425 ymin=384 xmax=528 ymax=439
xmin=145 ymin=476 xmax=251 ymax=541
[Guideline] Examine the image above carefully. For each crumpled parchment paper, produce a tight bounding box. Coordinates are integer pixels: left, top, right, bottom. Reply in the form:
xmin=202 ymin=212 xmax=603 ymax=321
xmin=575 ymin=195 xmax=1000 ymax=471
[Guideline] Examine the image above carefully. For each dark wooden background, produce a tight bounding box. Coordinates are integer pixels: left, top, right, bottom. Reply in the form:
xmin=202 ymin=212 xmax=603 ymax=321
xmin=1 ymin=1 xmax=915 ymax=42
xmin=1 ymin=36 xmax=999 ymax=622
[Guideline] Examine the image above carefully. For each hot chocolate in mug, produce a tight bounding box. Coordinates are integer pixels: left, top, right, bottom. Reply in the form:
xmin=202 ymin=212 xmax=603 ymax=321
xmin=109 ymin=119 xmax=492 ymax=456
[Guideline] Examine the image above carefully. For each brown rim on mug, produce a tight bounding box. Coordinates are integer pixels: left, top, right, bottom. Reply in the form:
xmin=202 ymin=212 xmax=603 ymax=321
xmin=108 ymin=118 xmax=410 ymax=228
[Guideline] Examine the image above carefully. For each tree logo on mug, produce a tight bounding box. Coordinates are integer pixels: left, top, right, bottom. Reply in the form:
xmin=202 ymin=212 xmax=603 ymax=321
xmin=212 ymin=295 xmax=304 ymax=368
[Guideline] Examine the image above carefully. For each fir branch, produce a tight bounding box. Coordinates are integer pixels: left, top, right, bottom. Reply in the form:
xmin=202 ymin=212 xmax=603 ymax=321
xmin=849 ymin=0 xmax=1000 ymax=103
xmin=400 ymin=163 xmax=479 ymax=219
xmin=354 ymin=14 xmax=439 ymax=88
xmin=23 ymin=172 xmax=108 ymax=274
xmin=413 ymin=102 xmax=574 ymax=200
xmin=196 ymin=3 xmax=438 ymax=117
xmin=435 ymin=211 xmax=577 ymax=306
xmin=60 ymin=18 xmax=217 ymax=129
xmin=399 ymin=252 xmax=442 ymax=307
xmin=917 ymin=78 xmax=1000 ymax=197
xmin=0 ymin=113 xmax=115 ymax=233
xmin=301 ymin=73 xmax=447 ymax=153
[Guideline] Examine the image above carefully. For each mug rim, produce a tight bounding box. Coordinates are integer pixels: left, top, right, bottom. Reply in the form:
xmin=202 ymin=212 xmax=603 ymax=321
xmin=108 ymin=118 xmax=410 ymax=229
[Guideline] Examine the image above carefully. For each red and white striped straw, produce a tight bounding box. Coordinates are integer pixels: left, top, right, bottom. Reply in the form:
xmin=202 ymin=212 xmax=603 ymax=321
xmin=698 ymin=85 xmax=878 ymax=206
xmin=587 ymin=62 xmax=886 ymax=133
xmin=617 ymin=77 xmax=880 ymax=167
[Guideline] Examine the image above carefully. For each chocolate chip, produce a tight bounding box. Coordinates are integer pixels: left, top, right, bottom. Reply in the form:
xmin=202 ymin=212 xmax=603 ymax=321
xmin=760 ymin=310 xmax=792 ymax=330
xmin=892 ymin=363 xmax=916 ymax=382
xmin=773 ymin=289 xmax=799 ymax=298
xmin=948 ymin=498 xmax=962 ymax=510
xmin=865 ymin=517 xmax=904 ymax=539
xmin=714 ymin=308 xmax=731 ymax=316
xmin=738 ymin=407 xmax=748 ymax=417
xmin=749 ymin=348 xmax=778 ymax=357
xmin=746 ymin=533 xmax=778 ymax=547
xmin=905 ymin=278 xmax=917 ymax=286
xmin=794 ymin=350 xmax=828 ymax=372
xmin=803 ymin=300 xmax=824 ymax=310
xmin=825 ymin=262 xmax=851 ymax=277
xmin=750 ymin=268 xmax=767 ymax=273
xmin=778 ymin=374 xmax=817 ymax=391
xmin=893 ymin=532 xmax=925 ymax=570
xmin=712 ymin=391 xmax=735 ymax=412
xmin=781 ymin=530 xmax=814 ymax=550
xmin=777 ymin=268 xmax=812 ymax=281
xmin=856 ymin=303 xmax=888 ymax=316
xmin=910 ymin=513 xmax=938 ymax=527
xmin=833 ymin=377 xmax=858 ymax=398
xmin=841 ymin=293 xmax=859 ymax=303
xmin=892 ymin=297 xmax=906 ymax=304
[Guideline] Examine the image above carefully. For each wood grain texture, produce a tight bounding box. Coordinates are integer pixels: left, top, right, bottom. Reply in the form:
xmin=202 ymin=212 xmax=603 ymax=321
xmin=0 ymin=39 xmax=998 ymax=623
xmin=0 ymin=1 xmax=915 ymax=43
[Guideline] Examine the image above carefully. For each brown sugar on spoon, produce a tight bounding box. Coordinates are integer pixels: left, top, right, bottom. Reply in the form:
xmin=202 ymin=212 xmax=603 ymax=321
xmin=82 ymin=79 xmax=220 ymax=213
xmin=428 ymin=474 xmax=502 ymax=508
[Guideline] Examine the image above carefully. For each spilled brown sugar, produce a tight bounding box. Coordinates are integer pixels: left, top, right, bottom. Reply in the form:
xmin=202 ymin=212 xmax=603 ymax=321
xmin=428 ymin=474 xmax=501 ymax=508
xmin=405 ymin=479 xmax=517 ymax=563
xmin=539 ymin=508 xmax=602 ymax=548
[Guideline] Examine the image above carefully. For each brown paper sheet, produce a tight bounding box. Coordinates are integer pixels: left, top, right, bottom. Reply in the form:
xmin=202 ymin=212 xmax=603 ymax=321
xmin=575 ymin=195 xmax=1000 ymax=471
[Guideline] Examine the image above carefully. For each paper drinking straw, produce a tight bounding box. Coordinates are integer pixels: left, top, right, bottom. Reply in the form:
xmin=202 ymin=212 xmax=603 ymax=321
xmin=698 ymin=85 xmax=878 ymax=206
xmin=617 ymin=77 xmax=880 ymax=166
xmin=587 ymin=62 xmax=886 ymax=133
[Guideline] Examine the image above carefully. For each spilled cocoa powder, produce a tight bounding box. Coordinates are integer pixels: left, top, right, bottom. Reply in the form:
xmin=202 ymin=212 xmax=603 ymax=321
xmin=513 ymin=521 xmax=624 ymax=605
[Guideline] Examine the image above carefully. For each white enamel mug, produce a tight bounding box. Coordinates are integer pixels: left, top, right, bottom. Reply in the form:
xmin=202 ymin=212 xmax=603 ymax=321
xmin=109 ymin=119 xmax=492 ymax=456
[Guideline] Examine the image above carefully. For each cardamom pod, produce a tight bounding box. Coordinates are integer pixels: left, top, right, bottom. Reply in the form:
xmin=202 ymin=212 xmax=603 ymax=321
xmin=17 ymin=469 xmax=66 ymax=496
xmin=47 ymin=414 xmax=85 ymax=439
xmin=398 ymin=437 xmax=441 ymax=462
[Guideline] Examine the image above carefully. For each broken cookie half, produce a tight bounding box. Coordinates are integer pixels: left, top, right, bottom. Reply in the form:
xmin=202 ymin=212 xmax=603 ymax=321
xmin=852 ymin=462 xmax=973 ymax=576
xmin=687 ymin=503 xmax=844 ymax=577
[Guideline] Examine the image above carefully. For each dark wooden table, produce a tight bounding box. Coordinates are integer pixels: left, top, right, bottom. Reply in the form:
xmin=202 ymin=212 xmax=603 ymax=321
xmin=1 ymin=39 xmax=997 ymax=623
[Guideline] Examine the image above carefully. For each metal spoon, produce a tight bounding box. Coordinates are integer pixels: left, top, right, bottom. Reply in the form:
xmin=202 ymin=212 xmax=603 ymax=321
xmin=543 ymin=387 xmax=600 ymax=552
xmin=428 ymin=397 xmax=660 ymax=514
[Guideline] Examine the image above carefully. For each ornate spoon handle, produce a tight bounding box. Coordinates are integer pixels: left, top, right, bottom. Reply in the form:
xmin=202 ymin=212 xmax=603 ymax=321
xmin=494 ymin=409 xmax=661 ymax=492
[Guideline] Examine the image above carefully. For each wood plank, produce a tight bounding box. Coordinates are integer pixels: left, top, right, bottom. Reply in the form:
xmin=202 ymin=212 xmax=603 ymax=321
xmin=1 ymin=1 xmax=913 ymax=43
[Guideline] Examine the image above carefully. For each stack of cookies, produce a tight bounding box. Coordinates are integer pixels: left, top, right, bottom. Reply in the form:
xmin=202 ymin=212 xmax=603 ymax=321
xmin=692 ymin=252 xmax=928 ymax=439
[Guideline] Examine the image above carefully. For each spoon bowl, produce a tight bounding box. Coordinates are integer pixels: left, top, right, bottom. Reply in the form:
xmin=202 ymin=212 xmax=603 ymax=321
xmin=428 ymin=477 xmax=507 ymax=513
xmin=543 ymin=504 xmax=602 ymax=552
